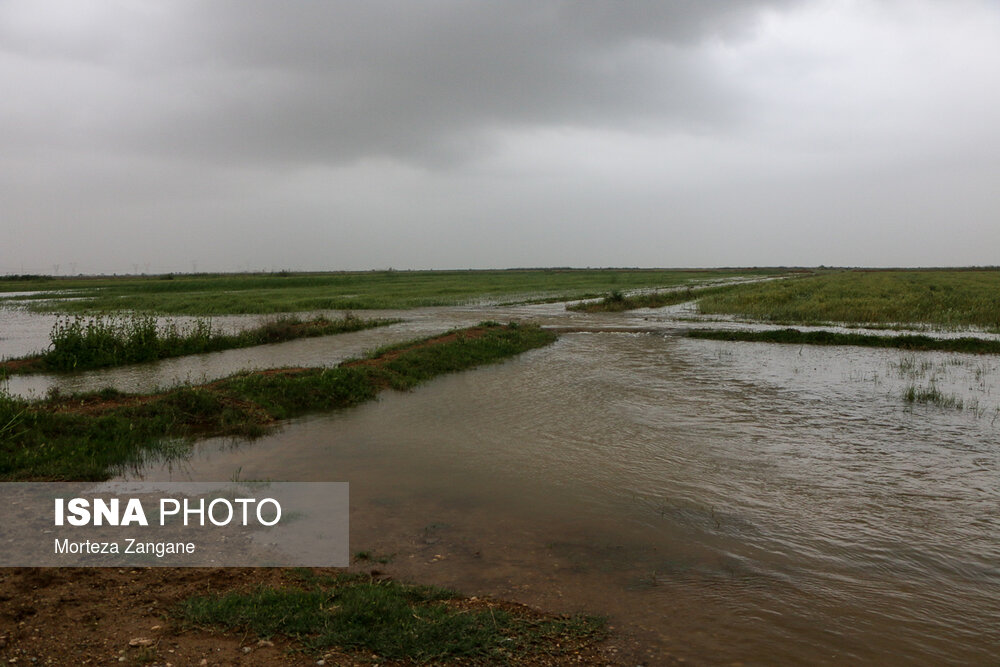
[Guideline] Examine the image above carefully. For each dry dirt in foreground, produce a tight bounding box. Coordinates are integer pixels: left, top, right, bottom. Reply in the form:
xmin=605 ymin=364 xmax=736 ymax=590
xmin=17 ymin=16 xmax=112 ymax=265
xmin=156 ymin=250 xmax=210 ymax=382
xmin=0 ymin=567 xmax=657 ymax=666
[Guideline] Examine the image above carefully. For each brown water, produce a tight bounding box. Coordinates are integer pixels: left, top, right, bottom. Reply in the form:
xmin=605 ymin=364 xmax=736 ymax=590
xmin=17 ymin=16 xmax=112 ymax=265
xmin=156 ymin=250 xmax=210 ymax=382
xmin=118 ymin=332 xmax=999 ymax=665
xmin=4 ymin=303 xmax=1000 ymax=664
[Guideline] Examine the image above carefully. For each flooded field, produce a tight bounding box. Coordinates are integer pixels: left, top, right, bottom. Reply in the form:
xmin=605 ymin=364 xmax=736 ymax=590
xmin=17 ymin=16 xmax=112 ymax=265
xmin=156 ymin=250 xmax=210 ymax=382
xmin=3 ymin=301 xmax=999 ymax=664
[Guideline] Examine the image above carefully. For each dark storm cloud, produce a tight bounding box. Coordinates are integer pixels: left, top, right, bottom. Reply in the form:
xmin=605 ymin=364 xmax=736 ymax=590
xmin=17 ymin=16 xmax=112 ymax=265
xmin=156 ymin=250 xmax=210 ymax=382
xmin=6 ymin=0 xmax=998 ymax=274
xmin=0 ymin=1 xmax=796 ymax=166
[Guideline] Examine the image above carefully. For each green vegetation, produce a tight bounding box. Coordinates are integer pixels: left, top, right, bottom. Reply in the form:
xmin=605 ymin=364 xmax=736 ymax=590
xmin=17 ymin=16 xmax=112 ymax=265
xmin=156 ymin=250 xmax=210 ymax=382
xmin=567 ymin=282 xmax=756 ymax=312
xmin=0 ymin=323 xmax=557 ymax=480
xmin=900 ymin=384 xmax=997 ymax=418
xmin=0 ymin=268 xmax=786 ymax=315
xmin=177 ymin=570 xmax=605 ymax=663
xmin=686 ymin=328 xmax=1000 ymax=354
xmin=902 ymin=384 xmax=965 ymax=409
xmin=5 ymin=314 xmax=399 ymax=374
xmin=697 ymin=270 xmax=1000 ymax=329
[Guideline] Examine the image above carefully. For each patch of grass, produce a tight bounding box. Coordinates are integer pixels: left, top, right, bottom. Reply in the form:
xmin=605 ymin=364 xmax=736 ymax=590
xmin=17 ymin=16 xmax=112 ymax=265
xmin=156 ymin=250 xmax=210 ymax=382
xmin=1 ymin=269 xmax=790 ymax=315
xmin=903 ymin=384 xmax=965 ymax=410
xmin=685 ymin=328 xmax=1000 ymax=354
xmin=697 ymin=269 xmax=1000 ymax=330
xmin=176 ymin=572 xmax=606 ymax=663
xmin=3 ymin=313 xmax=400 ymax=374
xmin=893 ymin=354 xmax=937 ymax=379
xmin=0 ymin=323 xmax=557 ymax=481
xmin=356 ymin=325 xmax=553 ymax=391
xmin=567 ymin=282 xmax=757 ymax=312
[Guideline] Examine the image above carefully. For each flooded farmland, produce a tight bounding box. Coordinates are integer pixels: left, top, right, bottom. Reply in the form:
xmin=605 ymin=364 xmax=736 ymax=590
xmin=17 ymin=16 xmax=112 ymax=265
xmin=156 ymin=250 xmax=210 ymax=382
xmin=3 ymin=301 xmax=999 ymax=665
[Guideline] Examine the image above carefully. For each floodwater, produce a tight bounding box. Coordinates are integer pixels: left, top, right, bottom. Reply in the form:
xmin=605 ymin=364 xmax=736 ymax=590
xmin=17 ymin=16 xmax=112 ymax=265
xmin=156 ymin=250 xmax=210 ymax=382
xmin=3 ymin=300 xmax=1000 ymax=665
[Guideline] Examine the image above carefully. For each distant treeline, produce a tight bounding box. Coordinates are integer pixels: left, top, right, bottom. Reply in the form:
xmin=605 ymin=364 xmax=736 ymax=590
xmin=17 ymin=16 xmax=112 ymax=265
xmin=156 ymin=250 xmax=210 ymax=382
xmin=0 ymin=274 xmax=49 ymax=281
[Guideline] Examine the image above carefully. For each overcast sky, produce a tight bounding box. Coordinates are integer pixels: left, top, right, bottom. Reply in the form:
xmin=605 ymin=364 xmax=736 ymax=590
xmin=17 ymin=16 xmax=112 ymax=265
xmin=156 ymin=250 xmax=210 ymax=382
xmin=3 ymin=0 xmax=999 ymax=274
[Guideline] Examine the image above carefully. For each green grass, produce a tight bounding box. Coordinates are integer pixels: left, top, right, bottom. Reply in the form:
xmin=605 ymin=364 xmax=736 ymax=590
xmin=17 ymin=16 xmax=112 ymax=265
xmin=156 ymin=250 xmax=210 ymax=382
xmin=899 ymin=384 xmax=994 ymax=417
xmin=697 ymin=269 xmax=1000 ymax=329
xmin=7 ymin=313 xmax=399 ymax=373
xmin=176 ymin=570 xmax=605 ymax=663
xmin=686 ymin=328 xmax=1000 ymax=354
xmin=0 ymin=323 xmax=557 ymax=481
xmin=902 ymin=384 xmax=965 ymax=409
xmin=0 ymin=269 xmax=787 ymax=315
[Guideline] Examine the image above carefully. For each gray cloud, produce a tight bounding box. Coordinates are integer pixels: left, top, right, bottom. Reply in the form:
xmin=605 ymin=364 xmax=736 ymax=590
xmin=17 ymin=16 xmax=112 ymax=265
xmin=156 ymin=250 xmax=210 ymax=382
xmin=1 ymin=1 xmax=796 ymax=166
xmin=2 ymin=0 xmax=999 ymax=274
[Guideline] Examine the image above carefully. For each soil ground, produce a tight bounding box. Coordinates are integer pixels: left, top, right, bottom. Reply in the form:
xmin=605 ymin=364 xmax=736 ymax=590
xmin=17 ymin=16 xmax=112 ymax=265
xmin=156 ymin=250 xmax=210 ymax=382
xmin=0 ymin=566 xmax=653 ymax=666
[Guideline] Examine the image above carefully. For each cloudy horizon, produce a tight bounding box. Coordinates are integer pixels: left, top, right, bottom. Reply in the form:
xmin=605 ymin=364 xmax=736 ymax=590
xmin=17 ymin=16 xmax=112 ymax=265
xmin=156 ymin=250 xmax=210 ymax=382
xmin=3 ymin=0 xmax=999 ymax=275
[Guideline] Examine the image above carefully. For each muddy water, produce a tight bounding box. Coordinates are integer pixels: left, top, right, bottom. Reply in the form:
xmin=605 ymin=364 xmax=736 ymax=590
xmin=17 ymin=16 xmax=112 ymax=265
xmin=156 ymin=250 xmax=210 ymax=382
xmin=115 ymin=332 xmax=999 ymax=665
xmin=4 ymin=301 xmax=1000 ymax=664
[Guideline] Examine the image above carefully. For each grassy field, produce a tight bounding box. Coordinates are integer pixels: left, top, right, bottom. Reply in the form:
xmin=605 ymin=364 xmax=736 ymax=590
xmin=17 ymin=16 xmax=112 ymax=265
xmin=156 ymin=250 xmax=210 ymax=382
xmin=0 ymin=268 xmax=786 ymax=315
xmin=697 ymin=270 xmax=1000 ymax=330
xmin=0 ymin=323 xmax=556 ymax=480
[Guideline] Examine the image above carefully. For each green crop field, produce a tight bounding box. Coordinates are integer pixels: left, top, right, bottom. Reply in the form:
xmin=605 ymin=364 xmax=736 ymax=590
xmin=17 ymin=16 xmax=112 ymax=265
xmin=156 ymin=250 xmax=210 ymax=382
xmin=0 ymin=268 xmax=787 ymax=315
xmin=696 ymin=270 xmax=1000 ymax=330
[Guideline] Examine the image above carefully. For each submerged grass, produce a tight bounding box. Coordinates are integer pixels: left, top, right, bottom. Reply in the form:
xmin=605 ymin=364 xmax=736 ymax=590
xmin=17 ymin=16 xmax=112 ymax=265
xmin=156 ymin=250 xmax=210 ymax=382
xmin=902 ymin=384 xmax=966 ymax=409
xmin=697 ymin=269 xmax=1000 ymax=329
xmin=176 ymin=570 xmax=606 ymax=663
xmin=686 ymin=329 xmax=1000 ymax=354
xmin=0 ymin=323 xmax=556 ymax=481
xmin=3 ymin=313 xmax=399 ymax=374
xmin=0 ymin=268 xmax=788 ymax=315
xmin=685 ymin=328 xmax=1000 ymax=354
xmin=899 ymin=384 xmax=997 ymax=418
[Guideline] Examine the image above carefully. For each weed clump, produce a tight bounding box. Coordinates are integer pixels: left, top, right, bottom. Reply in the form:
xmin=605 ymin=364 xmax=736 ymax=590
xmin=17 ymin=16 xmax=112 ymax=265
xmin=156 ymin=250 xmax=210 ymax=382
xmin=45 ymin=315 xmax=160 ymax=370
xmin=902 ymin=384 xmax=965 ymax=410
